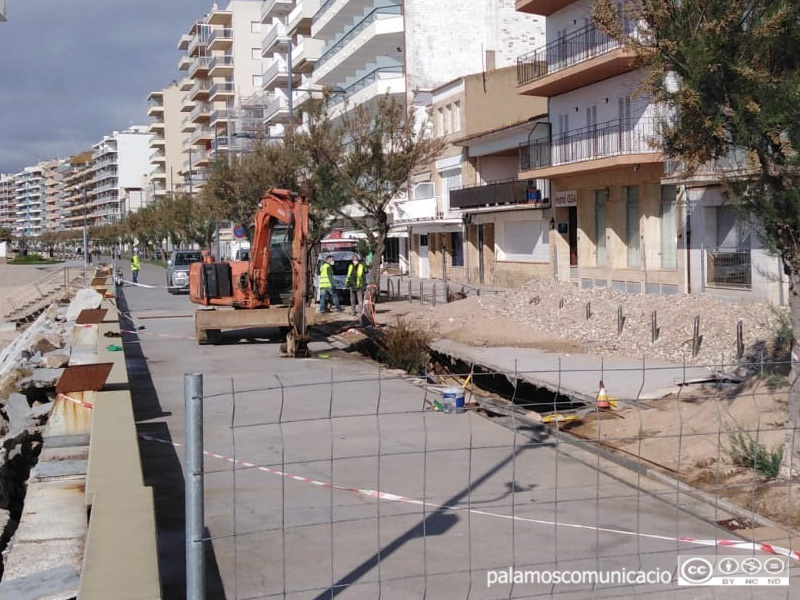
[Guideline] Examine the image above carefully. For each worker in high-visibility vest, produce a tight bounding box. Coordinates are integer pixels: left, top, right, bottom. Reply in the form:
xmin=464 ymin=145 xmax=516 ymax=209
xmin=131 ymin=251 xmax=141 ymax=284
xmin=317 ymin=255 xmax=342 ymax=314
xmin=346 ymin=254 xmax=367 ymax=316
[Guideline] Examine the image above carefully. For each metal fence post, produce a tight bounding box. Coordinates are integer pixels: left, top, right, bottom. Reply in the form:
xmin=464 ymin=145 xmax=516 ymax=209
xmin=185 ymin=373 xmax=205 ymax=600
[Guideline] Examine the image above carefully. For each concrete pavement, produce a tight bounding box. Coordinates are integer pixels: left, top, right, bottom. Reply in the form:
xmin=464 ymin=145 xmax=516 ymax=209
xmin=121 ymin=261 xmax=792 ymax=599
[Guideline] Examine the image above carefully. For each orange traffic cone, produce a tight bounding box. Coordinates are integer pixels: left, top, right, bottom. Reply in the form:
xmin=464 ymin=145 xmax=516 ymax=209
xmin=596 ymin=380 xmax=610 ymax=409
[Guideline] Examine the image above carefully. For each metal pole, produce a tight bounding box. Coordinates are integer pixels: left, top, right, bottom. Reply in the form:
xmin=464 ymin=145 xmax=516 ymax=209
xmin=184 ymin=373 xmax=205 ymax=600
xmin=287 ymin=38 xmax=294 ymax=127
xmin=82 ymin=173 xmax=88 ymax=282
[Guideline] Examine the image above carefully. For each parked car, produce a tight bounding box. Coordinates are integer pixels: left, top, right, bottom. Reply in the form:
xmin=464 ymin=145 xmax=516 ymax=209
xmin=166 ymin=249 xmax=203 ymax=294
xmin=312 ymin=250 xmax=360 ymax=304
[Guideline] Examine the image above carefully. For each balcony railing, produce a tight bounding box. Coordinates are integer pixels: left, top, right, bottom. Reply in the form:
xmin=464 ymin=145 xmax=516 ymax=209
xmin=519 ymin=117 xmax=660 ymax=171
xmin=517 ymin=20 xmax=636 ymax=86
xmin=706 ymin=249 xmax=752 ymax=289
xmin=209 ymin=81 xmax=236 ymax=99
xmin=317 ymin=5 xmax=403 ymax=68
xmin=328 ymin=66 xmax=403 ymax=108
xmin=450 ymin=180 xmax=550 ymax=210
xmin=208 ymin=27 xmax=233 ymax=46
xmin=209 ymin=54 xmax=234 ymax=72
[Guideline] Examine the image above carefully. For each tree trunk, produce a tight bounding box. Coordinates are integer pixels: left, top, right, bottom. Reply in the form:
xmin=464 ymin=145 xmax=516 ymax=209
xmin=779 ymin=270 xmax=800 ymax=479
xmin=370 ymin=231 xmax=386 ymax=293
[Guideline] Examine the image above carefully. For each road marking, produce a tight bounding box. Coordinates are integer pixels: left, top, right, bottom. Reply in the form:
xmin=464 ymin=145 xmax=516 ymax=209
xmin=138 ymin=432 xmax=800 ymax=563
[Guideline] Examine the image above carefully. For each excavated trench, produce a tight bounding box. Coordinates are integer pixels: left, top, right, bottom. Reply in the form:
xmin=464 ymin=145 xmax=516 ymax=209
xmin=427 ymin=349 xmax=586 ymax=415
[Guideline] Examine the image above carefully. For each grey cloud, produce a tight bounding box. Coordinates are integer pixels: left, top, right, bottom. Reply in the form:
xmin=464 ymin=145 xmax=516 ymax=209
xmin=0 ymin=0 xmax=207 ymax=173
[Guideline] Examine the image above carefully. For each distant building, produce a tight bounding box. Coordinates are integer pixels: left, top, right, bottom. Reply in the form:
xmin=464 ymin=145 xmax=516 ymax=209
xmin=147 ymin=82 xmax=186 ymax=202
xmin=90 ymin=126 xmax=152 ymax=225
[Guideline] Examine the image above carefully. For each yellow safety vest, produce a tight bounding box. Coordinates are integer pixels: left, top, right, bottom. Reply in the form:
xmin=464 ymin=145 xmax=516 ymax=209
xmin=319 ymin=262 xmax=333 ymax=289
xmin=131 ymin=256 xmax=140 ymax=271
xmin=346 ymin=263 xmax=365 ymax=289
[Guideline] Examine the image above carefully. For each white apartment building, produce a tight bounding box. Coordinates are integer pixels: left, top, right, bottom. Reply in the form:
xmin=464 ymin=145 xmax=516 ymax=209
xmin=0 ymin=175 xmax=15 ymax=233
xmin=515 ymin=0 xmax=784 ymax=303
xmin=147 ymin=82 xmax=187 ymax=201
xmin=177 ymin=0 xmax=265 ymax=187
xmin=13 ymin=165 xmax=45 ymax=240
xmin=90 ymin=127 xmax=152 ymax=225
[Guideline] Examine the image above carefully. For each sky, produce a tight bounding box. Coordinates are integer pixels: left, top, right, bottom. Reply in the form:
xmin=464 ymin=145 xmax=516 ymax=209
xmin=0 ymin=0 xmax=212 ymax=174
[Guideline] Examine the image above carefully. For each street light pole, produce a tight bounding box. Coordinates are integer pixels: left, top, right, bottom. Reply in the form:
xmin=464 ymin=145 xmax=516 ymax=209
xmin=82 ymin=171 xmax=88 ymax=281
xmin=287 ymin=38 xmax=294 ymax=126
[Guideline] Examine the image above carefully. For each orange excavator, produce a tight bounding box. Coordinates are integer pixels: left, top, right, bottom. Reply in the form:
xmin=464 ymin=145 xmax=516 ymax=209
xmin=188 ymin=188 xmax=313 ymax=356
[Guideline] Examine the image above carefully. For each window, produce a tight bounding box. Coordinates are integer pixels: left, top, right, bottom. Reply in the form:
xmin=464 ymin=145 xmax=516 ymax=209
xmin=440 ymin=168 xmax=462 ymax=210
xmin=437 ymin=108 xmax=444 ymax=136
xmin=453 ymin=102 xmax=461 ymax=133
xmin=716 ymin=205 xmax=751 ymax=249
xmin=626 ymin=186 xmax=640 ymax=267
xmin=413 ymin=182 xmax=434 ymax=199
xmin=660 ymin=185 xmax=677 ymax=268
xmin=451 ymin=232 xmax=464 ymax=267
xmin=252 ymin=75 xmax=262 ymax=88
xmin=252 ymin=47 xmax=261 ymax=60
xmin=251 ymin=21 xmax=261 ymax=33
xmin=502 ymin=220 xmax=549 ymax=262
xmin=445 ymin=104 xmax=452 ymax=134
xmin=595 ymin=189 xmax=607 ymax=267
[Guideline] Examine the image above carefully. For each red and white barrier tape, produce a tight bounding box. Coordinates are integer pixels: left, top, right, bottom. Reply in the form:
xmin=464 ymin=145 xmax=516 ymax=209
xmin=57 ymin=393 xmax=95 ymax=409
xmin=138 ymin=432 xmax=800 ymax=563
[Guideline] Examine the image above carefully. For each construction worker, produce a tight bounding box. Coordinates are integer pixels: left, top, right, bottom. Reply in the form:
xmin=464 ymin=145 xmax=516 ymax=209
xmin=318 ymin=255 xmax=342 ymax=314
xmin=346 ymin=254 xmax=367 ymax=316
xmin=131 ymin=251 xmax=141 ymax=284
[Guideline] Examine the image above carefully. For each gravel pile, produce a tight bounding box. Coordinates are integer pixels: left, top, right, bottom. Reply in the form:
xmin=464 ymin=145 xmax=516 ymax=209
xmin=479 ymin=279 xmax=787 ymax=366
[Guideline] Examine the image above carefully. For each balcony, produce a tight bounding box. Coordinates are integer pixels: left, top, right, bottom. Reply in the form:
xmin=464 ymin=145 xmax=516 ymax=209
xmin=189 ymin=80 xmax=211 ymax=101
xmin=150 ymin=151 xmax=166 ymax=164
xmin=178 ymin=55 xmax=192 ymax=71
xmin=262 ymin=58 xmax=299 ymax=91
xmin=291 ymin=38 xmax=325 ymax=73
xmin=261 ymin=22 xmax=288 ymax=58
xmin=178 ymin=33 xmax=192 ymax=50
xmin=149 ymin=134 xmax=166 ymax=148
xmin=515 ymin=0 xmax=571 ymax=16
xmin=393 ymin=197 xmax=438 ymax=223
xmin=209 ymin=81 xmax=236 ymax=101
xmin=181 ymin=117 xmax=196 ymax=134
xmin=263 ymin=95 xmax=290 ymax=124
xmin=188 ymin=56 xmax=211 ymax=78
xmin=328 ymin=67 xmax=405 ymax=120
xmin=146 ymin=99 xmax=164 ymax=117
xmin=208 ymin=27 xmax=233 ymax=51
xmin=208 ymin=54 xmax=234 ymax=77
xmin=179 ymin=77 xmax=193 ymax=91
xmin=261 ymin=0 xmax=295 ymax=23
xmin=450 ymin=180 xmax=550 ymax=210
xmin=189 ymin=102 xmax=211 ymax=123
xmin=149 ymin=121 xmax=165 ymax=133
xmin=207 ymin=9 xmax=232 ymax=26
xmin=181 ymin=95 xmax=195 ymax=112
xmin=210 ymin=109 xmax=235 ymax=125
xmin=518 ymin=117 xmax=663 ymax=179
xmin=190 ymin=126 xmax=214 ymax=145
xmin=314 ymin=5 xmax=404 ymax=84
xmin=517 ymin=22 xmax=637 ymax=97
xmin=287 ymin=0 xmax=319 ymax=36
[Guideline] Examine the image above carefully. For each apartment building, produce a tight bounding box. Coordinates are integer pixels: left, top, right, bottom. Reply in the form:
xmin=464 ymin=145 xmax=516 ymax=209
xmin=0 ymin=175 xmax=15 ymax=233
xmin=176 ymin=0 xmax=265 ymax=188
xmin=147 ymin=82 xmax=186 ymax=202
xmin=399 ymin=67 xmax=548 ymax=287
xmin=61 ymin=152 xmax=93 ymax=234
xmin=13 ymin=165 xmax=45 ymax=240
xmin=514 ymin=0 xmax=783 ymax=302
xmin=42 ymin=159 xmax=65 ymax=233
xmin=90 ymin=127 xmax=152 ymax=225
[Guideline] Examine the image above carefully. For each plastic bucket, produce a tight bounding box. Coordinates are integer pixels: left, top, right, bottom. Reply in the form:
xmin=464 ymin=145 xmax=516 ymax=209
xmin=442 ymin=387 xmax=465 ymax=413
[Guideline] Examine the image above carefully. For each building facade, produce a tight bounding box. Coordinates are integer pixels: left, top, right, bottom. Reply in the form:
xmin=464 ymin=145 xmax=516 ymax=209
xmin=514 ymin=0 xmax=783 ymax=302
xmin=147 ymin=82 xmax=187 ymax=202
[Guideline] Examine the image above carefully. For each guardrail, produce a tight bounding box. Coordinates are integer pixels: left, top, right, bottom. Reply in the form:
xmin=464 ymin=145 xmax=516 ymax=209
xmin=0 ymin=266 xmax=84 ymax=320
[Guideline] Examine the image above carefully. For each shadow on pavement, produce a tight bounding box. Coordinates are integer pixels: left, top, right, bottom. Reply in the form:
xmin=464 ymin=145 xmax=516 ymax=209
xmin=117 ymin=285 xmax=227 ymax=600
